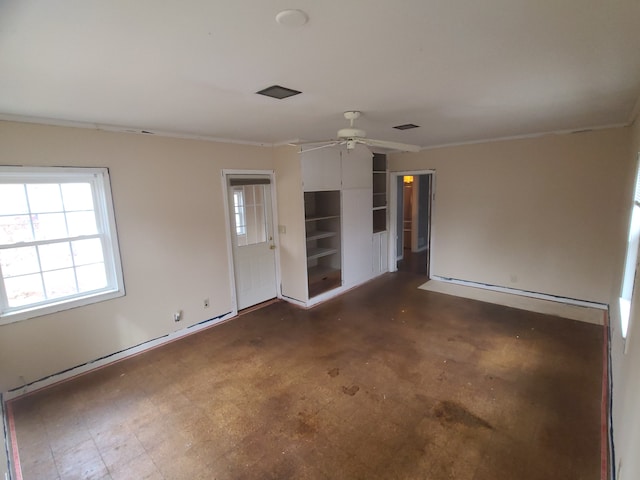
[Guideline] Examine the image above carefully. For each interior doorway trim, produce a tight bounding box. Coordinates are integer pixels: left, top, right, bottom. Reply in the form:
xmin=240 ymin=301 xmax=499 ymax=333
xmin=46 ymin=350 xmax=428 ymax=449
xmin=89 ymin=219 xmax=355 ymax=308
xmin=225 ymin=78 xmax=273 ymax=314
xmin=388 ymin=170 xmax=436 ymax=274
xmin=221 ymin=169 xmax=282 ymax=314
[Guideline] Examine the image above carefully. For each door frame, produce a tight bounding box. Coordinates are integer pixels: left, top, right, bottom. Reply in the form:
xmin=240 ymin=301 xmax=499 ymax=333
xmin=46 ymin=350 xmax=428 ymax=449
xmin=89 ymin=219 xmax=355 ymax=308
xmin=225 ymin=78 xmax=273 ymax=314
xmin=388 ymin=170 xmax=436 ymax=274
xmin=221 ymin=169 xmax=282 ymax=313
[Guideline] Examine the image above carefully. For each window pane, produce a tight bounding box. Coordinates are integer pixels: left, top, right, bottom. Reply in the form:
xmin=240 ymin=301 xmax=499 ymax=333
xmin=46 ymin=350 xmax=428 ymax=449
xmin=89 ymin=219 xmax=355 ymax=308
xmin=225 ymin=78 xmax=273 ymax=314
xmin=236 ymin=235 xmax=248 ymax=247
xmin=39 ymin=242 xmax=73 ymax=271
xmin=32 ymin=213 xmax=68 ymax=240
xmin=0 ymin=185 xmax=28 ymax=215
xmin=67 ymin=211 xmax=97 ymax=237
xmin=0 ymin=215 xmax=34 ymax=244
xmin=0 ymin=246 xmax=40 ymax=277
xmin=61 ymin=183 xmax=94 ymax=211
xmin=233 ymin=185 xmax=267 ymax=247
xmin=72 ymin=238 xmax=104 ymax=266
xmin=5 ymin=273 xmax=45 ymax=307
xmin=43 ymin=268 xmax=77 ymax=299
xmin=76 ymin=263 xmax=107 ymax=292
xmin=27 ymin=184 xmax=63 ymax=213
xmin=244 ymin=185 xmax=255 ymax=204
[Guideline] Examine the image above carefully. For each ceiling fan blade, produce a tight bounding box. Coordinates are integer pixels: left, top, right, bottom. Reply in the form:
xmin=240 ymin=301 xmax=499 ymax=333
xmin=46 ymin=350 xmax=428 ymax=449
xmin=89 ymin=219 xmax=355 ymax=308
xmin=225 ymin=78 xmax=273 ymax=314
xmin=288 ymin=139 xmax=335 ymax=146
xmin=358 ymin=138 xmax=421 ymax=153
xmin=298 ymin=141 xmax=344 ymax=153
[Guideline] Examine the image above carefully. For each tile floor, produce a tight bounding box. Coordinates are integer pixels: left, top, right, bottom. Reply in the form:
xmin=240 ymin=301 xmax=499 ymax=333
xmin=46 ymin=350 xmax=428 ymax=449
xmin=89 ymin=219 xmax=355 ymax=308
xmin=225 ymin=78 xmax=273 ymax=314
xmin=8 ymin=272 xmax=604 ymax=479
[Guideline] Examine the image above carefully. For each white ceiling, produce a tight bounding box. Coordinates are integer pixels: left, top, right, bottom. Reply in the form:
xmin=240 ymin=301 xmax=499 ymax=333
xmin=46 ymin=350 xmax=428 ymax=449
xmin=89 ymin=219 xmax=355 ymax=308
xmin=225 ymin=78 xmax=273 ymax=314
xmin=1 ymin=0 xmax=639 ymax=149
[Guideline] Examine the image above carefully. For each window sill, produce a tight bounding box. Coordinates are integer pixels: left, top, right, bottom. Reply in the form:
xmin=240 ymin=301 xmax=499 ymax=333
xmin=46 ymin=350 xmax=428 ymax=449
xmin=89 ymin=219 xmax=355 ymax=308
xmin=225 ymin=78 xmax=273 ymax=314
xmin=0 ymin=289 xmax=125 ymax=326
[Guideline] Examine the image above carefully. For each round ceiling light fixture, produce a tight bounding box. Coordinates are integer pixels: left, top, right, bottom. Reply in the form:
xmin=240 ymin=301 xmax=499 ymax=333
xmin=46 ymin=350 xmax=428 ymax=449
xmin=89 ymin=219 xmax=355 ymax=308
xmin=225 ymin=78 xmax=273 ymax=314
xmin=275 ymin=9 xmax=308 ymax=27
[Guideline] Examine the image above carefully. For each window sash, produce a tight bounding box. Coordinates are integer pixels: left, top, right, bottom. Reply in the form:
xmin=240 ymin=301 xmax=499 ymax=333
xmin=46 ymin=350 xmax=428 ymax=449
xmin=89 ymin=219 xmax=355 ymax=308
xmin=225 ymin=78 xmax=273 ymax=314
xmin=0 ymin=166 xmax=124 ymax=323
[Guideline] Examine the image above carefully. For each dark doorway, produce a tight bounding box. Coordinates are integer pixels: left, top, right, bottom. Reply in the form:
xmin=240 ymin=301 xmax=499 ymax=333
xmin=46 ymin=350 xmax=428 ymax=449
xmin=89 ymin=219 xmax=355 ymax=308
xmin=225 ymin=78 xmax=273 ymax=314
xmin=396 ymin=174 xmax=431 ymax=275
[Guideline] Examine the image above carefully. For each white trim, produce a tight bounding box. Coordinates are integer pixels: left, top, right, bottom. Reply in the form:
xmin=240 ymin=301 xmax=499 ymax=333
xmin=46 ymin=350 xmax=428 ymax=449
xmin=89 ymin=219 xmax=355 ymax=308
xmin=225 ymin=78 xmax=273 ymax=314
xmin=279 ymin=294 xmax=307 ymax=308
xmin=388 ymin=170 xmax=436 ymax=273
xmin=430 ymin=275 xmax=608 ymax=310
xmin=2 ymin=310 xmax=235 ymax=401
xmin=414 ymin=123 xmax=628 ymax=152
xmin=0 ymin=166 xmax=125 ymax=325
xmin=0 ymin=114 xmax=269 ymax=147
xmin=220 ymin=172 xmax=239 ymax=314
xmin=221 ymin=169 xmax=281 ymax=311
xmin=1 ymin=115 xmax=630 ymax=154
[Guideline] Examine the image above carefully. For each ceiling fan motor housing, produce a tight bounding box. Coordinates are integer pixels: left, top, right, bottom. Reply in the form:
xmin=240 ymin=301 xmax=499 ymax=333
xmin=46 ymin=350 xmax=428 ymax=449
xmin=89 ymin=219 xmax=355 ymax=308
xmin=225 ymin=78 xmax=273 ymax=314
xmin=337 ymin=127 xmax=366 ymax=139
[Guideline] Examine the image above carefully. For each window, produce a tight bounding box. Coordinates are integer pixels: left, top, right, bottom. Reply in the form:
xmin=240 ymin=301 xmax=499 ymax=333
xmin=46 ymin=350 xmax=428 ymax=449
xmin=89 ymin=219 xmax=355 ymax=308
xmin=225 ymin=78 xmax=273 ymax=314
xmin=230 ymin=185 xmax=267 ymax=247
xmin=620 ymin=156 xmax=640 ymax=339
xmin=233 ymin=190 xmax=247 ymax=236
xmin=0 ymin=166 xmax=124 ymax=324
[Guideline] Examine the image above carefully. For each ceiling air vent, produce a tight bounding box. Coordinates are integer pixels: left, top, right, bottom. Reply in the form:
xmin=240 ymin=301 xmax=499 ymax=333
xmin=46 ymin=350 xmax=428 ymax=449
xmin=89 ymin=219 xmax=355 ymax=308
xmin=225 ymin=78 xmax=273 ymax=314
xmin=393 ymin=123 xmax=420 ymax=130
xmin=256 ymin=85 xmax=302 ymax=99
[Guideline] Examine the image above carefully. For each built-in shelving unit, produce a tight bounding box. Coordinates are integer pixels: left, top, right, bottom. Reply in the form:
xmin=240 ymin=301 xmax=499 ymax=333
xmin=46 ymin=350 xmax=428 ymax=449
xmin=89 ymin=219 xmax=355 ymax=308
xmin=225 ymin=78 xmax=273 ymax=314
xmin=304 ymin=191 xmax=342 ymax=298
xmin=373 ymin=153 xmax=387 ymax=233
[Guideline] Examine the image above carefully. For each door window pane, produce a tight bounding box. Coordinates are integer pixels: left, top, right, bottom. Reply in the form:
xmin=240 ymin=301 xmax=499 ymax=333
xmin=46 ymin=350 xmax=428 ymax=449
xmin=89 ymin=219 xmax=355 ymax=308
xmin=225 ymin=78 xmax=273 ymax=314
xmin=232 ymin=185 xmax=267 ymax=247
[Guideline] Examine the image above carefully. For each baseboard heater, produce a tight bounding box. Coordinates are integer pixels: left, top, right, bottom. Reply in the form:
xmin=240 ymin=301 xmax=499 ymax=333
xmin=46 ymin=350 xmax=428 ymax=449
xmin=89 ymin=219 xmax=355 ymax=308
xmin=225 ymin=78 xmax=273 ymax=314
xmin=430 ymin=275 xmax=608 ymax=310
xmin=2 ymin=310 xmax=233 ymax=402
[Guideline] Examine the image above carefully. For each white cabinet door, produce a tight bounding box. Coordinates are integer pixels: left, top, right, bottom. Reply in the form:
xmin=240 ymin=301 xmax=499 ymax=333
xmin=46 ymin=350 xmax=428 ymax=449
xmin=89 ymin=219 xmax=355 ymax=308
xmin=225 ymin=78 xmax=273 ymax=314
xmin=372 ymin=231 xmax=389 ymax=276
xmin=341 ymin=144 xmax=372 ymax=189
xmin=373 ymin=232 xmax=381 ymax=275
xmin=342 ymin=188 xmax=373 ymax=288
xmin=301 ymin=148 xmax=341 ymax=191
xmin=379 ymin=231 xmax=389 ymax=273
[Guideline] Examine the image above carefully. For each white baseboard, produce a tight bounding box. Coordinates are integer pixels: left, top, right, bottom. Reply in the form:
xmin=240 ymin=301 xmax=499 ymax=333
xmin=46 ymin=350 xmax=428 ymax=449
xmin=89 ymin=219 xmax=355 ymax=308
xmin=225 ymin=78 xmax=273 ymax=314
xmin=2 ymin=310 xmax=235 ymax=402
xmin=422 ymin=276 xmax=607 ymax=325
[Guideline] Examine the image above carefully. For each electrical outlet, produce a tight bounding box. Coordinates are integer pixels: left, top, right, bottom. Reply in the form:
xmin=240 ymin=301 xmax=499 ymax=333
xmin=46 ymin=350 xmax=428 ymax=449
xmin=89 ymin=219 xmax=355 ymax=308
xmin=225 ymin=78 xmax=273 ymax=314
xmin=174 ymin=311 xmax=182 ymax=322
xmin=204 ymin=298 xmax=210 ymax=308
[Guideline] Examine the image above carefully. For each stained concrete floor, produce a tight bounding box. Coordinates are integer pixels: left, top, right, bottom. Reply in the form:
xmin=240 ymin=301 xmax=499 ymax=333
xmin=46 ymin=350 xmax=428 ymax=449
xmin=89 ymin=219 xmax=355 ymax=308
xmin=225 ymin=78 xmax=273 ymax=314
xmin=8 ymin=272 xmax=604 ymax=480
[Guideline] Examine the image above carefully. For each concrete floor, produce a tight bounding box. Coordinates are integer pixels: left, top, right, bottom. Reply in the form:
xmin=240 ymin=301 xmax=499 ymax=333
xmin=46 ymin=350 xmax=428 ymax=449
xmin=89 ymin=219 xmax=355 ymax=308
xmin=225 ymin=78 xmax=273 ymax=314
xmin=8 ymin=272 xmax=603 ymax=479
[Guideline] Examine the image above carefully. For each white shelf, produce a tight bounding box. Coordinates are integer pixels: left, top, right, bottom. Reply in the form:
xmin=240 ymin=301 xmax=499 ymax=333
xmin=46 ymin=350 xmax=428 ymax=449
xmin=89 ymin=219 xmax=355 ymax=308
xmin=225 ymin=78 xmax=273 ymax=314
xmin=305 ymin=215 xmax=340 ymax=222
xmin=307 ymin=247 xmax=338 ymax=261
xmin=373 ymin=206 xmax=387 ymax=211
xmin=306 ymin=230 xmax=337 ymax=241
xmin=307 ymin=265 xmax=340 ymax=281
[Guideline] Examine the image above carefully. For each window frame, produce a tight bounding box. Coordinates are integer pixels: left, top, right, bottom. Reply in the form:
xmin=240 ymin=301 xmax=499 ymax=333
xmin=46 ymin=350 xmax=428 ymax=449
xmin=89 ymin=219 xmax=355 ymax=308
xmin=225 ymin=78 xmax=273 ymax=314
xmin=233 ymin=189 xmax=247 ymax=236
xmin=0 ymin=166 xmax=125 ymax=325
xmin=620 ymin=156 xmax=640 ymax=341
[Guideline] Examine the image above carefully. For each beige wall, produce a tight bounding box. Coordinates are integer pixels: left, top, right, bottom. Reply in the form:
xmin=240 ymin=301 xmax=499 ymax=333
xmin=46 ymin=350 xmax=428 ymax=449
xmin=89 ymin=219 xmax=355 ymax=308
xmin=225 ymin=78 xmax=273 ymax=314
xmin=0 ymin=121 xmax=273 ymax=392
xmin=611 ymin=116 xmax=640 ymax=480
xmin=390 ymin=128 xmax=631 ymax=304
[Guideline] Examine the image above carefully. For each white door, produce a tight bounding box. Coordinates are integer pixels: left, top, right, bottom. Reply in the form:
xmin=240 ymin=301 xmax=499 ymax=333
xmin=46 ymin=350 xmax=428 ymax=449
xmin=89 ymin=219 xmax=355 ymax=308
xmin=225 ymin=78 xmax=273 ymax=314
xmin=342 ymin=188 xmax=373 ymax=288
xmin=227 ymin=176 xmax=277 ymax=310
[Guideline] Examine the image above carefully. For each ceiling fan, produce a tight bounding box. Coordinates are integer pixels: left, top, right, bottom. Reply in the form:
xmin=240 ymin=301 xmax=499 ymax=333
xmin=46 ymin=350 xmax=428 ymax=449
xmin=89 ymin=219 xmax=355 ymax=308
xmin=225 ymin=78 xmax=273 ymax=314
xmin=292 ymin=111 xmax=421 ymax=153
